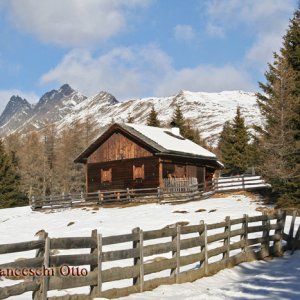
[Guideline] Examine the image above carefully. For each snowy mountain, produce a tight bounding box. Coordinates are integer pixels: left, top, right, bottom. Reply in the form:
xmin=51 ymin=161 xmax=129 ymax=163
xmin=0 ymin=84 xmax=87 ymax=135
xmin=60 ymin=89 xmax=262 ymax=146
xmin=0 ymin=95 xmax=33 ymax=135
xmin=0 ymin=85 xmax=262 ymax=146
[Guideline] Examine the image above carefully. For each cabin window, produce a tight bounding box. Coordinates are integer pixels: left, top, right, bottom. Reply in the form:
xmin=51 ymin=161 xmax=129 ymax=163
xmin=133 ymin=164 xmax=145 ymax=180
xmin=101 ymin=168 xmax=112 ymax=183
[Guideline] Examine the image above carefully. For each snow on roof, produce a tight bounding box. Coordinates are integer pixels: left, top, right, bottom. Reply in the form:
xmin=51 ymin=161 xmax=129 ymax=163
xmin=125 ymin=123 xmax=216 ymax=158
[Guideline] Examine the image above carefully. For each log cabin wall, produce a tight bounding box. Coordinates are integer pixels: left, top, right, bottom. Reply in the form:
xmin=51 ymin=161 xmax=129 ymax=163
xmin=87 ymin=132 xmax=153 ymax=164
xmin=87 ymin=156 xmax=160 ymax=192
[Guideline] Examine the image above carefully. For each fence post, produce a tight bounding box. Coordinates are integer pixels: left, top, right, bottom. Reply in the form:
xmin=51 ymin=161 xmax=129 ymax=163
xmin=127 ymin=188 xmax=130 ymax=202
xmin=49 ymin=195 xmax=53 ymax=208
xmin=288 ymin=210 xmax=297 ymax=250
xmin=41 ymin=237 xmax=50 ymax=300
xmin=31 ymin=196 xmax=35 ymax=210
xmin=223 ymin=216 xmax=231 ymax=265
xmin=242 ymin=176 xmax=245 ymax=190
xmin=202 ymin=223 xmax=209 ymax=275
xmin=291 ymin=224 xmax=300 ymax=254
xmin=97 ymin=190 xmax=101 ymax=204
xmin=241 ymin=214 xmax=249 ymax=259
xmin=132 ymin=227 xmax=140 ymax=285
xmin=170 ymin=225 xmax=181 ymax=282
xmin=214 ymin=177 xmax=218 ymax=192
xmin=139 ymin=230 xmax=144 ymax=292
xmin=157 ymin=187 xmax=162 ymax=203
xmin=199 ymin=220 xmax=205 ymax=267
xmin=90 ymin=229 xmax=98 ymax=295
xmin=261 ymin=212 xmax=270 ymax=258
xmin=97 ymin=233 xmax=102 ymax=297
xmin=33 ymin=231 xmax=48 ymax=300
xmin=273 ymin=209 xmax=285 ymax=256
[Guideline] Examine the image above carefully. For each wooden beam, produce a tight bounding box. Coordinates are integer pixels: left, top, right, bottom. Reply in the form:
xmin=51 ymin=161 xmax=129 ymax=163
xmin=158 ymin=159 xmax=163 ymax=188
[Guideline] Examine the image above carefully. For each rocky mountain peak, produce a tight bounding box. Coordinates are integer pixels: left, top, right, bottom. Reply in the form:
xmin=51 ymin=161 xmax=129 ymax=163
xmin=8 ymin=95 xmax=30 ymax=107
xmin=0 ymin=85 xmax=262 ymax=146
xmin=36 ymin=84 xmax=76 ymax=109
xmin=0 ymin=95 xmax=33 ymax=127
xmin=96 ymin=91 xmax=118 ymax=105
xmin=58 ymin=83 xmax=73 ymax=95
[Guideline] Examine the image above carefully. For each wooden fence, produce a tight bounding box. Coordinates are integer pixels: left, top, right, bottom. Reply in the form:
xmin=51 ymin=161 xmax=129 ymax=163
xmin=0 ymin=210 xmax=299 ymax=300
xmin=31 ymin=175 xmax=269 ymax=210
xmin=163 ymin=177 xmax=198 ymax=193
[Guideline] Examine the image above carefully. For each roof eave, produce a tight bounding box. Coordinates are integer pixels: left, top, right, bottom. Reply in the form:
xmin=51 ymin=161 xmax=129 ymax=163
xmin=156 ymin=151 xmax=223 ymax=168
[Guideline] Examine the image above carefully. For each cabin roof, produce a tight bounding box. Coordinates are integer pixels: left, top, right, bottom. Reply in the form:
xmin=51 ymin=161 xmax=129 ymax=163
xmin=74 ymin=123 xmax=221 ymax=166
xmin=125 ymin=123 xmax=216 ymax=158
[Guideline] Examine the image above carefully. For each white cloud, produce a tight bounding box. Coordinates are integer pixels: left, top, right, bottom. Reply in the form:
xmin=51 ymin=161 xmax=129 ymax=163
xmin=174 ymin=24 xmax=196 ymax=42
xmin=206 ymin=23 xmax=224 ymax=38
xmin=246 ymin=34 xmax=282 ymax=69
xmin=40 ymin=46 xmax=256 ymax=99
xmin=4 ymin=0 xmax=150 ymax=47
xmin=0 ymin=90 xmax=38 ymax=114
xmin=205 ymin=0 xmax=295 ymax=65
xmin=40 ymin=46 xmax=172 ymax=99
xmin=205 ymin=0 xmax=294 ymax=26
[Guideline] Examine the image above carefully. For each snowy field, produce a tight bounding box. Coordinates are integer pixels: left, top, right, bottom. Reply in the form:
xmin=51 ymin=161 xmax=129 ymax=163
xmin=118 ymin=251 xmax=300 ymax=300
xmin=0 ymin=192 xmax=299 ymax=299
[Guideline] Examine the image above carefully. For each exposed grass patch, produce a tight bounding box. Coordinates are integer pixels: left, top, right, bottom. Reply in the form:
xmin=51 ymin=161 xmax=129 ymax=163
xmin=164 ymin=221 xmax=190 ymax=228
xmin=255 ymin=207 xmax=275 ymax=214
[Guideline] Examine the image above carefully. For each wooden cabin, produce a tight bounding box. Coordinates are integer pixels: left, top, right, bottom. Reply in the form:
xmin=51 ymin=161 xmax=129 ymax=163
xmin=74 ymin=123 xmax=223 ymax=193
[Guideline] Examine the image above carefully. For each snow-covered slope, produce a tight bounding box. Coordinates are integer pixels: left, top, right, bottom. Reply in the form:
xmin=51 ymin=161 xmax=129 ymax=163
xmin=20 ymin=84 xmax=87 ymax=133
xmin=119 ymin=251 xmax=300 ymax=300
xmin=0 ymin=86 xmax=261 ymax=146
xmin=61 ymin=89 xmax=261 ymax=146
xmin=0 ymin=96 xmax=33 ymax=135
xmin=0 ymin=84 xmax=87 ymax=135
xmin=0 ymin=194 xmax=298 ymax=299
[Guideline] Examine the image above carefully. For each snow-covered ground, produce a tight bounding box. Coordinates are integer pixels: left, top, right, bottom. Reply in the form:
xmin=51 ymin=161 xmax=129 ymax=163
xmin=118 ymin=251 xmax=300 ymax=300
xmin=0 ymin=193 xmax=299 ymax=299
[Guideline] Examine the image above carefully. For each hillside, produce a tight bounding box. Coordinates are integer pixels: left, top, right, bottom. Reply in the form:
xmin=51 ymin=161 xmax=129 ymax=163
xmin=0 ymin=194 xmax=299 ymax=299
xmin=0 ymin=86 xmax=261 ymax=146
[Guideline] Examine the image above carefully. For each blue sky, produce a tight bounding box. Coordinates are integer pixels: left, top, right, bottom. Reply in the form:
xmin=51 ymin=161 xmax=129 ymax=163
xmin=0 ymin=0 xmax=297 ymax=113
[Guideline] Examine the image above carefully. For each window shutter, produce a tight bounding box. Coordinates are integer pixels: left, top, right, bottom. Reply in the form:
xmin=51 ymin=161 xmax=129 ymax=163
xmin=133 ymin=164 xmax=145 ymax=180
xmin=101 ymin=168 xmax=112 ymax=183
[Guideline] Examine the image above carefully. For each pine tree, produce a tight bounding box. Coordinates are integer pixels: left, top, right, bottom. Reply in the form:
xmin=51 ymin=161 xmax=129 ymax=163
xmin=218 ymin=108 xmax=250 ymax=174
xmin=147 ymin=106 xmax=161 ymax=127
xmin=127 ymin=113 xmax=134 ymax=123
xmin=218 ymin=121 xmax=235 ymax=174
xmin=171 ymin=104 xmax=185 ymax=132
xmin=231 ymin=107 xmax=250 ymax=173
xmin=170 ymin=104 xmax=207 ymax=146
xmin=55 ymin=121 xmax=86 ymax=193
xmin=18 ymin=131 xmax=45 ymax=198
xmin=184 ymin=119 xmax=208 ymax=147
xmin=42 ymin=124 xmax=56 ymax=195
xmin=256 ymin=7 xmax=300 ymax=207
xmin=0 ymin=139 xmax=26 ymax=208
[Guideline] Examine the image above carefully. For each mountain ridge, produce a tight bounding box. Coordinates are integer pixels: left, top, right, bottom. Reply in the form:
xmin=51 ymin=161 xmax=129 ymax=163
xmin=0 ymin=84 xmax=87 ymax=136
xmin=0 ymin=85 xmax=261 ymax=146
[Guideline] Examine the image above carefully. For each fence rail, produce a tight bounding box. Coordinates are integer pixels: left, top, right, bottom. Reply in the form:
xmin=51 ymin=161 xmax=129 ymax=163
xmin=0 ymin=210 xmax=299 ymax=300
xmin=31 ymin=175 xmax=269 ymax=210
